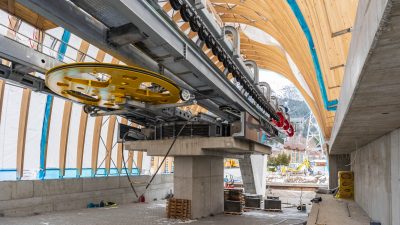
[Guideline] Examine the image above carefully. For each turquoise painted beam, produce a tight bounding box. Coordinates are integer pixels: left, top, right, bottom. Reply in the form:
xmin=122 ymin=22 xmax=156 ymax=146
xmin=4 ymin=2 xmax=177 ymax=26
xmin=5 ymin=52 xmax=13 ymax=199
xmin=287 ymin=0 xmax=338 ymax=111
xmin=39 ymin=29 xmax=71 ymax=180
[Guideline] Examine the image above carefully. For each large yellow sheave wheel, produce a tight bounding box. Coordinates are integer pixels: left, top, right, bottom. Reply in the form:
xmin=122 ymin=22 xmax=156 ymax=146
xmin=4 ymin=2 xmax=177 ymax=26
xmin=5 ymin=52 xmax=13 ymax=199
xmin=45 ymin=63 xmax=181 ymax=109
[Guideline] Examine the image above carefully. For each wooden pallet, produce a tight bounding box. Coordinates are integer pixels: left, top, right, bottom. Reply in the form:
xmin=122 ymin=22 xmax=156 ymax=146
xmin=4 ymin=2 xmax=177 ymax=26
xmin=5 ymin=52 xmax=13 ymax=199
xmin=243 ymin=207 xmax=262 ymax=211
xmin=240 ymin=195 xmax=245 ymax=206
xmin=224 ymin=211 xmax=243 ymax=215
xmin=263 ymin=209 xmax=283 ymax=212
xmin=166 ymin=198 xmax=191 ymax=219
xmin=224 ymin=189 xmax=245 ymax=206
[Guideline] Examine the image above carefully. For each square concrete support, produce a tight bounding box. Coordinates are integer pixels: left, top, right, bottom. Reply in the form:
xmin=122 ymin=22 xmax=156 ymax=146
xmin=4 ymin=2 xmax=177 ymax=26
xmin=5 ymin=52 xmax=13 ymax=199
xmin=328 ymin=154 xmax=350 ymax=189
xmin=174 ymin=156 xmax=224 ymax=219
xmin=239 ymin=154 xmax=267 ymax=197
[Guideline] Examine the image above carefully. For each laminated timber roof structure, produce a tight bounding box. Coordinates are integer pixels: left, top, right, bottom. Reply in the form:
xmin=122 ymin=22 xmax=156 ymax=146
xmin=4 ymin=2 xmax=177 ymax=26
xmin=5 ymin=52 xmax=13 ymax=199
xmin=162 ymin=0 xmax=358 ymax=139
xmin=212 ymin=0 xmax=358 ymax=139
xmin=0 ymin=0 xmax=56 ymax=30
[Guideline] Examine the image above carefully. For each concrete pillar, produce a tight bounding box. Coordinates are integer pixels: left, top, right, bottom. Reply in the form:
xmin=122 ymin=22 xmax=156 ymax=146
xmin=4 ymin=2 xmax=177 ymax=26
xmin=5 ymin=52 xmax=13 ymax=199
xmin=174 ymin=156 xmax=224 ymax=219
xmin=239 ymin=154 xmax=267 ymax=197
xmin=239 ymin=154 xmax=256 ymax=194
xmin=251 ymin=154 xmax=267 ymax=197
xmin=328 ymin=154 xmax=350 ymax=189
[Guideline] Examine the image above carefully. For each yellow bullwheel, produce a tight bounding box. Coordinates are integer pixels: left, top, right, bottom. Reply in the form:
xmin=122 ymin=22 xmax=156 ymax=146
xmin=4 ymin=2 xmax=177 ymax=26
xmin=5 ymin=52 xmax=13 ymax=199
xmin=45 ymin=62 xmax=181 ymax=109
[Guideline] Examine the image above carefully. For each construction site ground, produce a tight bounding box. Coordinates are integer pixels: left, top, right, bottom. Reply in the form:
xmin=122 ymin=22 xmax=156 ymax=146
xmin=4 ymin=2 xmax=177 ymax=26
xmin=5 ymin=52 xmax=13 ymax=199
xmin=0 ymin=190 xmax=371 ymax=225
xmin=307 ymin=194 xmax=370 ymax=225
xmin=0 ymin=190 xmax=312 ymax=225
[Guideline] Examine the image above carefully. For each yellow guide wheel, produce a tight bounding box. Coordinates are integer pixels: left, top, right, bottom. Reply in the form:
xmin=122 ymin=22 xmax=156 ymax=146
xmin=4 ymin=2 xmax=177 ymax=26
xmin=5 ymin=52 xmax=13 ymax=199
xmin=45 ymin=63 xmax=181 ymax=109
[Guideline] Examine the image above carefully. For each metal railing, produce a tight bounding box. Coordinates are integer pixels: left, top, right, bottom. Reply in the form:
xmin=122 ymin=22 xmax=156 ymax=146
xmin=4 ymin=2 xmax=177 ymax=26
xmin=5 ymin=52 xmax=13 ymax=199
xmin=0 ymin=22 xmax=98 ymax=66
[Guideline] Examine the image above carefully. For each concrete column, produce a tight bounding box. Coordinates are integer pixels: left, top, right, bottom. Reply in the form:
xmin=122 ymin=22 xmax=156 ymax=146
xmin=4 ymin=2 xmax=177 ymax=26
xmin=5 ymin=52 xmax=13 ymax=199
xmin=239 ymin=154 xmax=267 ymax=197
xmin=174 ymin=156 xmax=224 ymax=219
xmin=239 ymin=154 xmax=256 ymax=194
xmin=328 ymin=154 xmax=350 ymax=189
xmin=251 ymin=154 xmax=267 ymax=197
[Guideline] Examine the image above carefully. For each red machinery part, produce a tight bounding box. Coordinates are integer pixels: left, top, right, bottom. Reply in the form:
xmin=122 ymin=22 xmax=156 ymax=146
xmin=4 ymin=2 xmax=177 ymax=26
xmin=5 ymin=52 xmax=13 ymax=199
xmin=283 ymin=119 xmax=290 ymax=130
xmin=276 ymin=112 xmax=284 ymax=127
xmin=286 ymin=124 xmax=294 ymax=137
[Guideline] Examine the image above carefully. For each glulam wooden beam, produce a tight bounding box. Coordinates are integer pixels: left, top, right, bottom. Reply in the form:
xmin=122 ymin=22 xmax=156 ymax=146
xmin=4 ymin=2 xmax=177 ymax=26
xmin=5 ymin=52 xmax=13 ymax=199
xmin=76 ymin=40 xmax=90 ymax=62
xmin=168 ymin=157 xmax=173 ymax=173
xmin=111 ymin=58 xmax=120 ymax=64
xmin=7 ymin=0 xmax=15 ymax=14
xmin=105 ymin=115 xmax=116 ymax=174
xmin=160 ymin=159 xmax=166 ymax=173
xmin=0 ymin=0 xmax=56 ymax=30
xmin=76 ymin=109 xmax=88 ymax=176
xmin=75 ymin=40 xmax=90 ymax=177
xmin=91 ymin=116 xmax=103 ymax=176
xmin=127 ymin=151 xmax=134 ymax=174
xmin=116 ymin=117 xmax=128 ymax=173
xmin=137 ymin=151 xmax=143 ymax=174
xmin=154 ymin=157 xmax=160 ymax=174
xmin=59 ymin=101 xmax=72 ymax=177
xmin=16 ymin=88 xmax=31 ymax=179
xmin=89 ymin=50 xmax=107 ymax=176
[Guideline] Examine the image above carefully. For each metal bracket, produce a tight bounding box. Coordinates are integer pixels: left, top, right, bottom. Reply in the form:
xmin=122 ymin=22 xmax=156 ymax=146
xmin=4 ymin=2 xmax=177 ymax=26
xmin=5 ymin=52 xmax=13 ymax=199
xmin=106 ymin=23 xmax=147 ymax=47
xmin=0 ymin=63 xmax=46 ymax=91
xmin=195 ymin=38 xmax=205 ymax=48
xmin=147 ymin=99 xmax=197 ymax=110
xmin=223 ymin=67 xmax=229 ymax=76
xmin=126 ymin=99 xmax=197 ymax=110
xmin=91 ymin=109 xmax=130 ymax=117
xmin=191 ymin=0 xmax=206 ymax=9
xmin=183 ymin=43 xmax=187 ymax=59
xmin=158 ymin=64 xmax=165 ymax=75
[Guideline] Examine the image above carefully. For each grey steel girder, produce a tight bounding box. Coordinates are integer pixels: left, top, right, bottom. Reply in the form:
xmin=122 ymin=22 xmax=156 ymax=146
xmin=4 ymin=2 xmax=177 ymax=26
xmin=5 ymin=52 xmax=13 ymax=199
xmin=0 ymin=32 xmax=217 ymax=126
xmin=16 ymin=0 xmax=270 ymax=123
xmin=0 ymin=35 xmax=61 ymax=74
xmin=0 ymin=35 xmax=62 ymax=92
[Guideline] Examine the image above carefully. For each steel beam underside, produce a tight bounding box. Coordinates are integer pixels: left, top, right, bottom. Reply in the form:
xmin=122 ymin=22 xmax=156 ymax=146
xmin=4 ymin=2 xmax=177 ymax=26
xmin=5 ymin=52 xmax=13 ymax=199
xmin=16 ymin=0 xmax=270 ymax=123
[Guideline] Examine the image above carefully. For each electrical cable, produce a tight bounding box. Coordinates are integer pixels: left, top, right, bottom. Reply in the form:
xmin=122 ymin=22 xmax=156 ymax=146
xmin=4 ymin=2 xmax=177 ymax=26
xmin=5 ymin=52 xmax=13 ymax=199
xmin=345 ymin=140 xmax=358 ymax=167
xmin=120 ymin=116 xmax=194 ymax=200
xmin=121 ymin=131 xmax=139 ymax=198
xmin=142 ymin=116 xmax=194 ymax=192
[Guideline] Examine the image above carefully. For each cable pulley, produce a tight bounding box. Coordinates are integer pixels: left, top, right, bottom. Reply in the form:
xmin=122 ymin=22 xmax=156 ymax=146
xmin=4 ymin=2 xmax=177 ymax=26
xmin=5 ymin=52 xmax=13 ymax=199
xmin=45 ymin=63 xmax=181 ymax=109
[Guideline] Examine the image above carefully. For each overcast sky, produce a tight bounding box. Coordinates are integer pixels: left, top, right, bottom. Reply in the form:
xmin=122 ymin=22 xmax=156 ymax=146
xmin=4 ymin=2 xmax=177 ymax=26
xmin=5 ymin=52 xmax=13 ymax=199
xmin=259 ymin=69 xmax=293 ymax=93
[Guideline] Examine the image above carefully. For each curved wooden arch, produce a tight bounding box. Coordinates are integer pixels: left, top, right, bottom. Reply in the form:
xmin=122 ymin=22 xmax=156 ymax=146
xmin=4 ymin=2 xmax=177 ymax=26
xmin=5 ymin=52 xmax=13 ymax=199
xmin=238 ymin=38 xmax=327 ymax=135
xmin=211 ymin=0 xmax=357 ymax=137
xmin=217 ymin=14 xmax=321 ymax=102
xmin=161 ymin=0 xmax=357 ymax=137
xmin=163 ymin=0 xmax=328 ymax=134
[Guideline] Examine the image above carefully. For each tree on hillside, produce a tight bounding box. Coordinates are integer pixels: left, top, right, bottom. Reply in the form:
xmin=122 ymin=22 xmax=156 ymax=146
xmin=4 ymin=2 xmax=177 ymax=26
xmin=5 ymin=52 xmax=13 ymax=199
xmin=268 ymin=153 xmax=291 ymax=168
xmin=277 ymin=85 xmax=309 ymax=119
xmin=276 ymin=85 xmax=311 ymax=137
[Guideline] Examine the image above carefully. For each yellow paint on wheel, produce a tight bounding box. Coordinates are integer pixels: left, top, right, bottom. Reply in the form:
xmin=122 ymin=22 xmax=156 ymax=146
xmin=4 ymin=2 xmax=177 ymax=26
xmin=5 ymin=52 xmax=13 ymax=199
xmin=45 ymin=63 xmax=180 ymax=109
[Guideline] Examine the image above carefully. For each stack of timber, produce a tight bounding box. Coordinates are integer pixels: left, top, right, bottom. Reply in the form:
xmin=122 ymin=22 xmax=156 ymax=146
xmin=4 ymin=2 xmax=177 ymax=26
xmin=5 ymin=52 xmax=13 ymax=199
xmin=264 ymin=196 xmax=282 ymax=212
xmin=224 ymin=189 xmax=244 ymax=215
xmin=166 ymin=198 xmax=191 ymax=219
xmin=243 ymin=194 xmax=262 ymax=209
